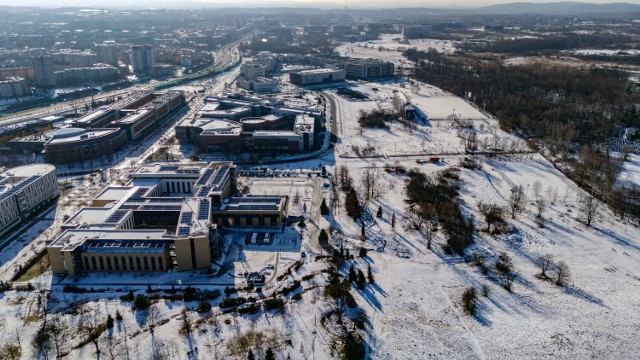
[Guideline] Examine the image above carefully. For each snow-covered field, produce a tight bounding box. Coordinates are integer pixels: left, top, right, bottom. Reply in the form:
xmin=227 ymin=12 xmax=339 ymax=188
xmin=336 ymin=34 xmax=458 ymax=66
xmin=329 ymin=81 xmax=527 ymax=158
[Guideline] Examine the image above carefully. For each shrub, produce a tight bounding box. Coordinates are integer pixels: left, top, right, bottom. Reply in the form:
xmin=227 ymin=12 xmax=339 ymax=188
xmin=133 ymin=294 xmax=151 ymax=310
xmin=237 ymin=303 xmax=261 ymax=315
xmin=462 ymin=287 xmax=477 ymax=315
xmin=63 ymin=285 xmax=88 ymax=294
xmin=197 ymin=300 xmax=212 ymax=313
xmin=220 ymin=297 xmax=247 ymax=308
xmin=263 ymin=297 xmax=285 ymax=311
xmin=120 ymin=290 xmax=135 ymax=302
xmin=301 ymin=273 xmax=316 ymax=281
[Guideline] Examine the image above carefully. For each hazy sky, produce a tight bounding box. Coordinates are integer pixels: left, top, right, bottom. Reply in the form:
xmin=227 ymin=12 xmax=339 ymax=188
xmin=3 ymin=0 xmax=640 ymax=8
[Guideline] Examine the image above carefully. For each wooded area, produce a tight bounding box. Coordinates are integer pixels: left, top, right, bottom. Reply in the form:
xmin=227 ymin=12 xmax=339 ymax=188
xmin=405 ymin=48 xmax=640 ymax=221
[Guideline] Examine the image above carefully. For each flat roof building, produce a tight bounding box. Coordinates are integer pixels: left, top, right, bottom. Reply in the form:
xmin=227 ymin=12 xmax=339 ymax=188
xmin=48 ymin=162 xmax=287 ymax=277
xmin=289 ymin=68 xmax=346 ymax=86
xmin=0 ymin=164 xmax=59 ymax=237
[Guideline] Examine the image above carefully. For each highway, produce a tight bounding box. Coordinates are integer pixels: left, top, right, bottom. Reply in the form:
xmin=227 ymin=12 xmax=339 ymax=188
xmin=0 ymin=37 xmax=245 ymax=127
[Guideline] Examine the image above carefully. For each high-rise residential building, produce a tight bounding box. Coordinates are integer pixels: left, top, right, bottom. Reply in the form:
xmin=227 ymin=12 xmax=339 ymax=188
xmin=32 ymin=55 xmax=56 ymax=88
xmin=130 ymin=45 xmax=154 ymax=74
xmin=95 ymin=43 xmax=119 ymax=66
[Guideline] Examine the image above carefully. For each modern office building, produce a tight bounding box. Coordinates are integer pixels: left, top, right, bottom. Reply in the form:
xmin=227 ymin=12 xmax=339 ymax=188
xmin=289 ymin=68 xmax=345 ymax=86
xmin=8 ymin=90 xmax=184 ymax=163
xmin=130 ymin=45 xmax=154 ymax=74
xmin=344 ymin=60 xmax=395 ymax=80
xmin=0 ymin=164 xmax=60 ymax=237
xmin=175 ymin=93 xmax=321 ymax=155
xmin=32 ymin=55 xmax=56 ymax=88
xmin=48 ymin=162 xmax=288 ymax=277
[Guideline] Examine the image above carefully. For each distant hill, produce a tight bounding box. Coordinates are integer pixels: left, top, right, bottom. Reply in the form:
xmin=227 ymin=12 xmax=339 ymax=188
xmin=476 ymin=2 xmax=640 ymax=15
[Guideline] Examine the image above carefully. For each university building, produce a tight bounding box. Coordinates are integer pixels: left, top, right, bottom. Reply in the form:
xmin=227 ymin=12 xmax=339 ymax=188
xmin=48 ymin=162 xmax=288 ymax=277
xmin=0 ymin=164 xmax=60 ymax=237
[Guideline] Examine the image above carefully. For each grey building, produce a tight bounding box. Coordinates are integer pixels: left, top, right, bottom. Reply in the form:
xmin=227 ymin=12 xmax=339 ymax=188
xmin=32 ymin=55 xmax=56 ymax=88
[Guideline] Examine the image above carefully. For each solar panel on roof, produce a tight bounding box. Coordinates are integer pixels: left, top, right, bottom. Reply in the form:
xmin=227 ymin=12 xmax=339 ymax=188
xmin=198 ymin=199 xmax=210 ymax=220
xmin=105 ymin=210 xmax=128 ymax=223
xmin=177 ymin=226 xmax=191 ymax=236
xmin=180 ymin=212 xmax=193 ymax=225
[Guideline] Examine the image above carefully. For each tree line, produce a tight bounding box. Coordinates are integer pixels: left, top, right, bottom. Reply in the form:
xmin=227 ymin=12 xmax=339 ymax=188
xmin=405 ymin=49 xmax=640 ymax=222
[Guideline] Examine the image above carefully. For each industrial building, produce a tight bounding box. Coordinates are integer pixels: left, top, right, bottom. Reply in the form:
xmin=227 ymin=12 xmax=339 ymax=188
xmin=48 ymin=162 xmax=288 ymax=277
xmin=0 ymin=164 xmax=60 ymax=237
xmin=175 ymin=93 xmax=320 ymax=155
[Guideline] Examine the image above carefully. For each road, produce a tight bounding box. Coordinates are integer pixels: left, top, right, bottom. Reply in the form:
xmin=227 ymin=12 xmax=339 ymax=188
xmin=0 ymin=38 xmax=245 ymax=127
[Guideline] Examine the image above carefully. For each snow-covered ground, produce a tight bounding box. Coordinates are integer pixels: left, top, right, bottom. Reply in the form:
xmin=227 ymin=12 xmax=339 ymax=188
xmin=336 ymin=34 xmax=458 ymax=67
xmin=617 ymin=153 xmax=640 ymax=188
xmin=1 ymin=54 xmax=639 ymax=358
xmin=329 ymin=81 xmax=527 ymax=158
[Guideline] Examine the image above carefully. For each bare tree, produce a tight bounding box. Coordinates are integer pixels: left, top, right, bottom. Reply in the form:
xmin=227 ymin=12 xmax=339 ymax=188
xmin=78 ymin=311 xmax=106 ymax=354
xmin=360 ymin=164 xmax=381 ymax=203
xmin=495 ymin=252 xmax=517 ymax=292
xmin=478 ymin=202 xmax=504 ymax=233
xmin=532 ymin=180 xmax=542 ymax=202
xmin=580 ymin=195 xmax=599 ymax=226
xmin=49 ymin=315 xmax=70 ymax=359
xmin=553 ymin=261 xmax=571 ymax=286
xmin=425 ymin=222 xmax=435 ymax=250
xmin=337 ymin=165 xmax=352 ymax=191
xmin=535 ymin=198 xmax=546 ymax=228
xmin=535 ymin=254 xmax=555 ymax=278
xmin=148 ymin=305 xmax=161 ymax=333
xmin=404 ymin=205 xmax=425 ymax=232
xmin=509 ymin=185 xmax=526 ymax=219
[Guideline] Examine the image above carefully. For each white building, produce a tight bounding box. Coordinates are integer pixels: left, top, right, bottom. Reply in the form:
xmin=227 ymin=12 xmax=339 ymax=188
xmin=289 ymin=68 xmax=345 ymax=86
xmin=0 ymin=164 xmax=60 ymax=237
xmin=130 ymin=45 xmax=154 ymax=74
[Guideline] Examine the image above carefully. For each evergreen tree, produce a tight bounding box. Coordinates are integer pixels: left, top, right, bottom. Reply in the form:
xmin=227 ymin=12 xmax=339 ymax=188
xmin=376 ymin=206 xmax=382 ymax=218
xmin=345 ymin=190 xmax=361 ymax=220
xmin=224 ymin=286 xmax=232 ymax=298
xmin=356 ymin=269 xmax=366 ymax=290
xmin=247 ymin=349 xmax=255 ymax=360
xmin=391 ymin=213 xmax=396 ymax=230
xmin=367 ymin=265 xmax=375 ymax=284
xmin=115 ymin=310 xmax=123 ymax=321
xmin=346 ymin=249 xmax=351 ymax=259
xmin=318 ymin=229 xmax=329 ymax=246
xmin=339 ymin=244 xmax=344 ymax=257
xmin=265 ymin=348 xmax=276 ymax=360
xmin=361 ymin=221 xmax=365 ymax=237
xmin=106 ymin=314 xmax=114 ymax=329
xmin=359 ymin=247 xmax=368 ymax=258
xmin=348 ymin=265 xmax=357 ymax=282
xmin=320 ymin=198 xmax=330 ymax=215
